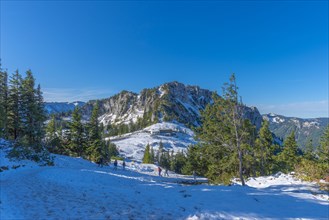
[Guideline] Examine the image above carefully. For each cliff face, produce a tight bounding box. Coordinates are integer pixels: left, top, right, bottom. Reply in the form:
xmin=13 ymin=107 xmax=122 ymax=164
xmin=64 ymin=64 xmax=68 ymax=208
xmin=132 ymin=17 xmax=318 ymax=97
xmin=79 ymin=81 xmax=262 ymax=129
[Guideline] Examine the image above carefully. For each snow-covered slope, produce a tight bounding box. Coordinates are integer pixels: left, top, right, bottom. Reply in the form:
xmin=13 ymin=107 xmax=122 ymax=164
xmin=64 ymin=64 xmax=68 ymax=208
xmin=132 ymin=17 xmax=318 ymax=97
xmin=108 ymin=122 xmax=196 ymax=161
xmin=1 ymin=143 xmax=328 ymax=220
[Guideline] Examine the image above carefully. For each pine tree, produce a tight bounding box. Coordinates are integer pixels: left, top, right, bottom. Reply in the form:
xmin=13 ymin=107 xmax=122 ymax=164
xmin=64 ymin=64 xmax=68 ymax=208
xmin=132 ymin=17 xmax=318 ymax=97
xmin=0 ymin=67 xmax=8 ymax=138
xmin=150 ymin=146 xmax=155 ymax=164
xmin=86 ymin=102 xmax=103 ymax=161
xmin=107 ymin=142 xmax=119 ymax=159
xmin=195 ymin=74 xmax=254 ymax=185
xmin=34 ymin=84 xmax=46 ymax=147
xmin=161 ymin=150 xmax=170 ymax=170
xmin=182 ymin=145 xmax=208 ymax=176
xmin=46 ymin=115 xmax=63 ymax=154
xmin=170 ymin=151 xmax=186 ymax=173
xmin=7 ymin=70 xmax=23 ymax=141
xmin=254 ymin=120 xmax=275 ymax=175
xmin=278 ymin=131 xmax=299 ymax=172
xmin=142 ymin=143 xmax=152 ymax=164
xmin=68 ymin=107 xmax=86 ymax=157
xmin=304 ymin=139 xmax=315 ymax=161
xmin=46 ymin=115 xmax=57 ymax=142
xmin=19 ymin=70 xmax=45 ymax=148
xmin=317 ymin=126 xmax=329 ymax=171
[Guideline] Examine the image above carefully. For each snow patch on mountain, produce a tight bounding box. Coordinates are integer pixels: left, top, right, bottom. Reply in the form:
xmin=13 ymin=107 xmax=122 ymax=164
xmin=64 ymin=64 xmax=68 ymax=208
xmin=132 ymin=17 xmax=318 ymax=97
xmin=108 ymin=122 xmax=196 ymax=161
xmin=263 ymin=114 xmax=285 ymax=123
xmin=158 ymin=85 xmax=166 ymax=98
xmin=303 ymin=121 xmax=320 ymax=129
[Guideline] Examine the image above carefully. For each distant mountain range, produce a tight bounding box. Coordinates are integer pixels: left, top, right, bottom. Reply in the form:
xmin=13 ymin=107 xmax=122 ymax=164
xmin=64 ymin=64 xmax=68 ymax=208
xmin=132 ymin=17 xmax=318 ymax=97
xmin=45 ymin=82 xmax=328 ymax=149
xmin=45 ymin=101 xmax=85 ymax=114
xmin=263 ymin=113 xmax=328 ymax=149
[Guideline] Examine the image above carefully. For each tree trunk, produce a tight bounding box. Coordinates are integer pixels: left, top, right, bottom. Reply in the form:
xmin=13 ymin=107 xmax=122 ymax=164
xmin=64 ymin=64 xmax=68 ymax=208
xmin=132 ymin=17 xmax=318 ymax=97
xmin=238 ymin=148 xmax=245 ymax=186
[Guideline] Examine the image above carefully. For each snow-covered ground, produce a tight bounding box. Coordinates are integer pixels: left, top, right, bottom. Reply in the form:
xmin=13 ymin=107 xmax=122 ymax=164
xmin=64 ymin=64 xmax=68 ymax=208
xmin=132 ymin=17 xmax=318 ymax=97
xmin=1 ymin=143 xmax=328 ymax=219
xmin=108 ymin=122 xmax=196 ymax=161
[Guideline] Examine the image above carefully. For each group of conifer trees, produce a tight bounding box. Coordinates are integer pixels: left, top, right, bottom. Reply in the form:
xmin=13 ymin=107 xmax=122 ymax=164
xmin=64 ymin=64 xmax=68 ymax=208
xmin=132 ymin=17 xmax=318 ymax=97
xmin=142 ymin=141 xmax=186 ymax=173
xmin=0 ymin=68 xmax=46 ymax=154
xmin=142 ymin=74 xmax=329 ymax=185
xmin=46 ymin=102 xmax=119 ymax=163
xmin=185 ymin=75 xmax=329 ymax=184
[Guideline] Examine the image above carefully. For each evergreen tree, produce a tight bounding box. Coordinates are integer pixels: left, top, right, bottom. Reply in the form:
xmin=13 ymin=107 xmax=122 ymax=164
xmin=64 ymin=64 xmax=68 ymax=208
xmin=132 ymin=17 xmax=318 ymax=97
xmin=142 ymin=143 xmax=152 ymax=164
xmin=170 ymin=151 xmax=186 ymax=173
xmin=35 ymin=84 xmax=46 ymax=142
xmin=46 ymin=115 xmax=63 ymax=154
xmin=86 ymin=102 xmax=104 ymax=161
xmin=317 ymin=125 xmax=329 ymax=173
xmin=304 ymin=139 xmax=315 ymax=161
xmin=20 ymin=70 xmax=37 ymax=146
xmin=254 ymin=120 xmax=275 ymax=175
xmin=0 ymin=67 xmax=8 ymax=138
xmin=46 ymin=115 xmax=57 ymax=142
xmin=107 ymin=142 xmax=119 ymax=159
xmin=150 ymin=146 xmax=155 ymax=164
xmin=195 ymin=74 xmax=254 ymax=185
xmin=7 ymin=70 xmax=23 ymax=141
xmin=160 ymin=150 xmax=170 ymax=169
xmin=278 ymin=131 xmax=299 ymax=172
xmin=182 ymin=145 xmax=208 ymax=176
xmin=68 ymin=107 xmax=86 ymax=157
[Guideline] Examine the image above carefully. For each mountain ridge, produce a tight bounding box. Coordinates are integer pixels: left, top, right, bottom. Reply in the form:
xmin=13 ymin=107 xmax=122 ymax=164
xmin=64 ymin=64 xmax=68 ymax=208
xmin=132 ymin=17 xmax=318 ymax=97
xmin=44 ymin=82 xmax=328 ymax=149
xmin=263 ymin=113 xmax=328 ymax=148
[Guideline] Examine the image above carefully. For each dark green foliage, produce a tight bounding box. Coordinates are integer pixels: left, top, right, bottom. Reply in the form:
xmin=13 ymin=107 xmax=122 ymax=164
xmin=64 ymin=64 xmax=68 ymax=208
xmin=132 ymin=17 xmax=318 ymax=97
xmin=0 ymin=66 xmax=8 ymax=138
xmin=88 ymin=103 xmax=117 ymax=163
xmin=11 ymin=70 xmax=46 ymax=151
xmin=182 ymin=145 xmax=209 ymax=176
xmin=107 ymin=142 xmax=119 ymax=159
xmin=142 ymin=144 xmax=153 ymax=164
xmin=2 ymin=70 xmax=48 ymax=162
xmin=277 ymin=131 xmax=299 ymax=172
xmin=254 ymin=120 xmax=277 ymax=175
xmin=192 ymin=74 xmax=255 ymax=185
xmin=317 ymin=125 xmax=329 ymax=177
xmin=68 ymin=107 xmax=86 ymax=157
xmin=7 ymin=70 xmax=23 ymax=141
xmin=0 ymin=68 xmax=51 ymax=164
xmin=295 ymin=125 xmax=329 ymax=182
xmin=46 ymin=115 xmax=65 ymax=154
xmin=170 ymin=150 xmax=186 ymax=174
xmin=150 ymin=146 xmax=155 ymax=164
xmin=303 ymin=139 xmax=315 ymax=161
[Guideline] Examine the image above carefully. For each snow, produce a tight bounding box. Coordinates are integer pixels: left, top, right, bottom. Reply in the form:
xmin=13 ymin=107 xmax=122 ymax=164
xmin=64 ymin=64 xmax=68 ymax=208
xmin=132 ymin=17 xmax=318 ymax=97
xmin=272 ymin=116 xmax=285 ymax=123
xmin=158 ymin=85 xmax=167 ymax=98
xmin=291 ymin=119 xmax=301 ymax=128
xmin=1 ymin=142 xmax=328 ymax=220
xmin=303 ymin=121 xmax=320 ymax=129
xmin=176 ymin=98 xmax=200 ymax=116
xmin=108 ymin=122 xmax=196 ymax=161
xmin=99 ymin=108 xmax=144 ymax=125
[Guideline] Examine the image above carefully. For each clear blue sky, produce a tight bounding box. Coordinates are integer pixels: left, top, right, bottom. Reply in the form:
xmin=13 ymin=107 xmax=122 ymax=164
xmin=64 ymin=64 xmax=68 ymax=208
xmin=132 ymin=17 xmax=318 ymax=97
xmin=1 ymin=0 xmax=328 ymax=118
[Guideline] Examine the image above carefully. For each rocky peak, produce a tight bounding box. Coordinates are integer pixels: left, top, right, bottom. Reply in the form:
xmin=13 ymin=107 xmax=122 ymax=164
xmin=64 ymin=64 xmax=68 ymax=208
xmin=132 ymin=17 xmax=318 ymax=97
xmin=78 ymin=81 xmax=262 ymax=131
